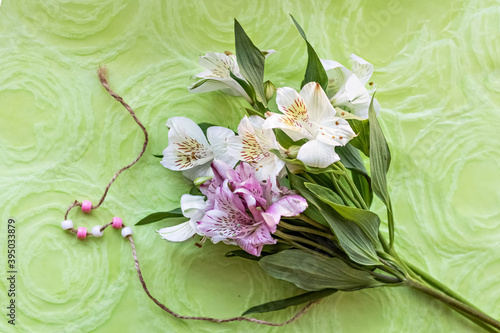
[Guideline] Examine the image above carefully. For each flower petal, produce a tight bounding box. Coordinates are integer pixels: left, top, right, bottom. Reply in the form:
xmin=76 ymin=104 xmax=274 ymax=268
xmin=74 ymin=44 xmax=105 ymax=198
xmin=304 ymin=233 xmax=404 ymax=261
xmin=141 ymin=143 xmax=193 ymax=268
xmin=189 ymin=77 xmax=252 ymax=102
xmin=321 ymin=59 xmax=351 ymax=99
xmin=330 ymin=74 xmax=371 ymax=119
xmin=318 ymin=117 xmax=357 ymax=146
xmin=297 ymin=139 xmax=340 ymax=168
xmin=162 ymin=117 xmax=214 ymax=170
xmin=227 ymin=162 xmax=255 ymax=186
xmin=236 ymin=224 xmax=276 ymax=256
xmin=213 ymin=180 xmax=249 ymax=219
xmin=254 ymin=155 xmax=285 ymax=185
xmin=157 ymin=221 xmax=196 ymax=242
xmin=320 ymin=59 xmax=344 ymax=71
xmin=167 ymin=117 xmax=209 ymax=146
xmin=198 ymin=52 xmax=240 ymax=79
xmin=233 ymin=187 xmax=264 ymax=222
xmin=350 ymin=53 xmax=374 ymax=86
xmin=181 ymin=162 xmax=213 ymax=181
xmin=263 ymin=113 xmax=313 ymax=141
xmin=276 ymin=87 xmax=309 ymax=122
xmin=262 ymin=195 xmax=307 ymax=231
xmin=262 ymin=49 xmax=276 ymax=58
xmin=300 ymin=82 xmax=336 ymax=122
xmin=230 ymin=116 xmax=269 ymax=163
xmin=206 ymin=126 xmax=238 ymax=167
xmin=161 ymin=145 xmax=212 ymax=172
xmin=180 ymin=194 xmax=206 ymax=218
xmin=199 ymin=208 xmax=253 ymax=244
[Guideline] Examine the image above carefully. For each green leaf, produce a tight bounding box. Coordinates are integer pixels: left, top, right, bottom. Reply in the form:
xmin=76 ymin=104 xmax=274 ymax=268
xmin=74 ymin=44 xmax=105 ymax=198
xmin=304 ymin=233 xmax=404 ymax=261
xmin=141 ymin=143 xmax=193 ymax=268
xmin=368 ymin=95 xmax=394 ymax=244
xmin=189 ymin=186 xmax=202 ymax=196
xmin=259 ymin=250 xmax=383 ymax=291
xmin=287 ymin=172 xmax=329 ymax=226
xmin=242 ymin=289 xmax=337 ymax=315
xmin=288 ymin=173 xmax=380 ymax=266
xmin=348 ymin=118 xmax=370 ymax=156
xmin=274 ymin=129 xmax=297 ymax=149
xmin=290 ymin=15 xmax=328 ymax=91
xmin=302 ymin=205 xmax=328 ymax=226
xmin=304 ymin=182 xmax=344 ymax=205
xmin=197 ymin=122 xmax=216 ymax=135
xmin=234 ymin=19 xmax=267 ymax=105
xmin=226 ymin=244 xmax=290 ymax=261
xmin=352 ymin=171 xmax=373 ymax=208
xmin=135 ymin=209 xmax=184 ymax=226
xmin=368 ymin=95 xmax=391 ymax=205
xmin=319 ymin=199 xmax=380 ymax=247
xmin=244 ymin=107 xmax=262 ymax=117
xmin=229 ymin=70 xmax=256 ymax=101
xmin=306 ymin=181 xmax=379 ymax=246
xmin=153 ymin=154 xmax=163 ymax=158
xmin=334 ymin=145 xmax=373 ymax=208
xmin=336 ymin=144 xmax=368 ymax=177
xmin=225 ymin=250 xmax=261 ymax=261
xmin=325 ymin=210 xmax=380 ymax=266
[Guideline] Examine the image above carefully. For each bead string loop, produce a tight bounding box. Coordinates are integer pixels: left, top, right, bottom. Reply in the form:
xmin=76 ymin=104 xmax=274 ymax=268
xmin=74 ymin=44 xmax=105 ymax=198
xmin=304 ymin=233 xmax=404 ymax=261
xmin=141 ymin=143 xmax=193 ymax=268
xmin=61 ymin=67 xmax=315 ymax=327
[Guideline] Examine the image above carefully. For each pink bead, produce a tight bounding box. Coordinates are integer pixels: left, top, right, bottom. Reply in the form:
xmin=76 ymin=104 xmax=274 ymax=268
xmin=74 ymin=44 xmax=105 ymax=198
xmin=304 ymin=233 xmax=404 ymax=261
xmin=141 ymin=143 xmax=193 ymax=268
xmin=81 ymin=201 xmax=92 ymax=213
xmin=112 ymin=217 xmax=123 ymax=229
xmin=77 ymin=227 xmax=87 ymax=240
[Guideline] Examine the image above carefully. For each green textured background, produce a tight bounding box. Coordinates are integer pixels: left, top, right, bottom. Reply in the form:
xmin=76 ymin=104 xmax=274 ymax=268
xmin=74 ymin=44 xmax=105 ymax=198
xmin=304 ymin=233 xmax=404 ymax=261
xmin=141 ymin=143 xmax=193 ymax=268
xmin=1 ymin=0 xmax=499 ymax=332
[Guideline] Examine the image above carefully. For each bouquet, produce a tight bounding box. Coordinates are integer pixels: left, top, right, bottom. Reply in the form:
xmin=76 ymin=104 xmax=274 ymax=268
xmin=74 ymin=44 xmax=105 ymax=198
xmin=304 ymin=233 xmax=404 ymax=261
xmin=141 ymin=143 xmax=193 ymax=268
xmin=135 ymin=17 xmax=500 ymax=331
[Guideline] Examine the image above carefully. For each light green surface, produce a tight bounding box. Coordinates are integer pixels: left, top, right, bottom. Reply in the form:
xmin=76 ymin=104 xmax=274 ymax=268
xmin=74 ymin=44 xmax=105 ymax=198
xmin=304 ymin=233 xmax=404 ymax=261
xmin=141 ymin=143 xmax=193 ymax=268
xmin=1 ymin=0 xmax=499 ymax=332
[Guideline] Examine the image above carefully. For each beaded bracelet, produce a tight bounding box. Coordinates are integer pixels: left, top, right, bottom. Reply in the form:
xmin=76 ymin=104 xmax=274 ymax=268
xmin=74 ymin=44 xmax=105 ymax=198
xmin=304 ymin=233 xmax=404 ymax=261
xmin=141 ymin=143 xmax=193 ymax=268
xmin=61 ymin=215 xmax=131 ymax=240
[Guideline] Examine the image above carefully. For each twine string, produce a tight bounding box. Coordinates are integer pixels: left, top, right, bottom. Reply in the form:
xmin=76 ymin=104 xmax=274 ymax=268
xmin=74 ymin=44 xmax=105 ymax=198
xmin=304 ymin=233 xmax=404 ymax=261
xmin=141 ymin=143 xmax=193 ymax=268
xmin=63 ymin=67 xmax=316 ymax=326
xmin=94 ymin=67 xmax=149 ymax=210
xmin=127 ymin=235 xmax=317 ymax=326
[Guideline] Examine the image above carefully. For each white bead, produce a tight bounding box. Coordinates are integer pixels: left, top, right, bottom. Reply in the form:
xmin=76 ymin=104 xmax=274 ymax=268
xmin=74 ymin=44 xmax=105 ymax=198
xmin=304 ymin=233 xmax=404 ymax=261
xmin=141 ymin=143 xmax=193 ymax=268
xmin=121 ymin=227 xmax=132 ymax=238
xmin=92 ymin=225 xmax=103 ymax=237
xmin=61 ymin=220 xmax=73 ymax=230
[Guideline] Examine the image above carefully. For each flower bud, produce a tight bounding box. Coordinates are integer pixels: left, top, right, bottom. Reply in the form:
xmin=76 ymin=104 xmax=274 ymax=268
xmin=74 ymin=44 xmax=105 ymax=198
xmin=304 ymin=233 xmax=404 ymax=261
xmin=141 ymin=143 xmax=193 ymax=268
xmin=263 ymin=80 xmax=276 ymax=102
xmin=194 ymin=176 xmax=212 ymax=187
xmin=285 ymin=145 xmax=301 ymax=158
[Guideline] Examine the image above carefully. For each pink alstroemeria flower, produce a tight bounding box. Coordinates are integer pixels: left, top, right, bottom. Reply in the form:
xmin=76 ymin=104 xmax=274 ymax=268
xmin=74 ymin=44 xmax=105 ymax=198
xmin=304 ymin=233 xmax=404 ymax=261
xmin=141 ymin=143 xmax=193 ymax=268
xmin=198 ymin=161 xmax=307 ymax=256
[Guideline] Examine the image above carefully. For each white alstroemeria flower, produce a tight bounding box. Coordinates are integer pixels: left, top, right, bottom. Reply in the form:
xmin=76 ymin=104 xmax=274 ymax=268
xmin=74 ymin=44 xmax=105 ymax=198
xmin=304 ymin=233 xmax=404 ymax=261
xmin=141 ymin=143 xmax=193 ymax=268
xmin=228 ymin=115 xmax=285 ymax=182
xmin=263 ymin=82 xmax=356 ymax=168
xmin=188 ymin=51 xmax=276 ymax=103
xmin=157 ymin=194 xmax=206 ymax=242
xmin=161 ymin=117 xmax=238 ymax=180
xmin=321 ymin=54 xmax=380 ymax=119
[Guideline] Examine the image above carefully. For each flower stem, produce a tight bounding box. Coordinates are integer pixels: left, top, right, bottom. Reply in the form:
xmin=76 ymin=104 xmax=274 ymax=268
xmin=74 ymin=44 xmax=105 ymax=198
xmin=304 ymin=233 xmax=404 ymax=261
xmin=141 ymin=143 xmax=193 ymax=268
xmin=276 ymin=238 xmax=323 ymax=257
xmin=329 ymin=174 xmax=350 ymax=206
xmin=296 ymin=214 xmax=331 ymax=232
xmin=274 ymin=230 xmax=336 ymax=257
xmin=337 ymin=163 xmax=369 ymax=210
xmin=368 ymin=271 xmax=402 ymax=284
xmin=378 ymin=230 xmax=500 ymax=332
xmin=337 ymin=179 xmax=362 ymax=208
xmin=302 ymin=173 xmax=317 ymax=184
xmin=406 ymin=278 xmax=500 ymax=331
xmin=279 ymin=221 xmax=337 ymax=242
xmin=404 ymin=265 xmax=499 ymax=333
xmin=404 ymin=262 xmax=476 ymax=309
